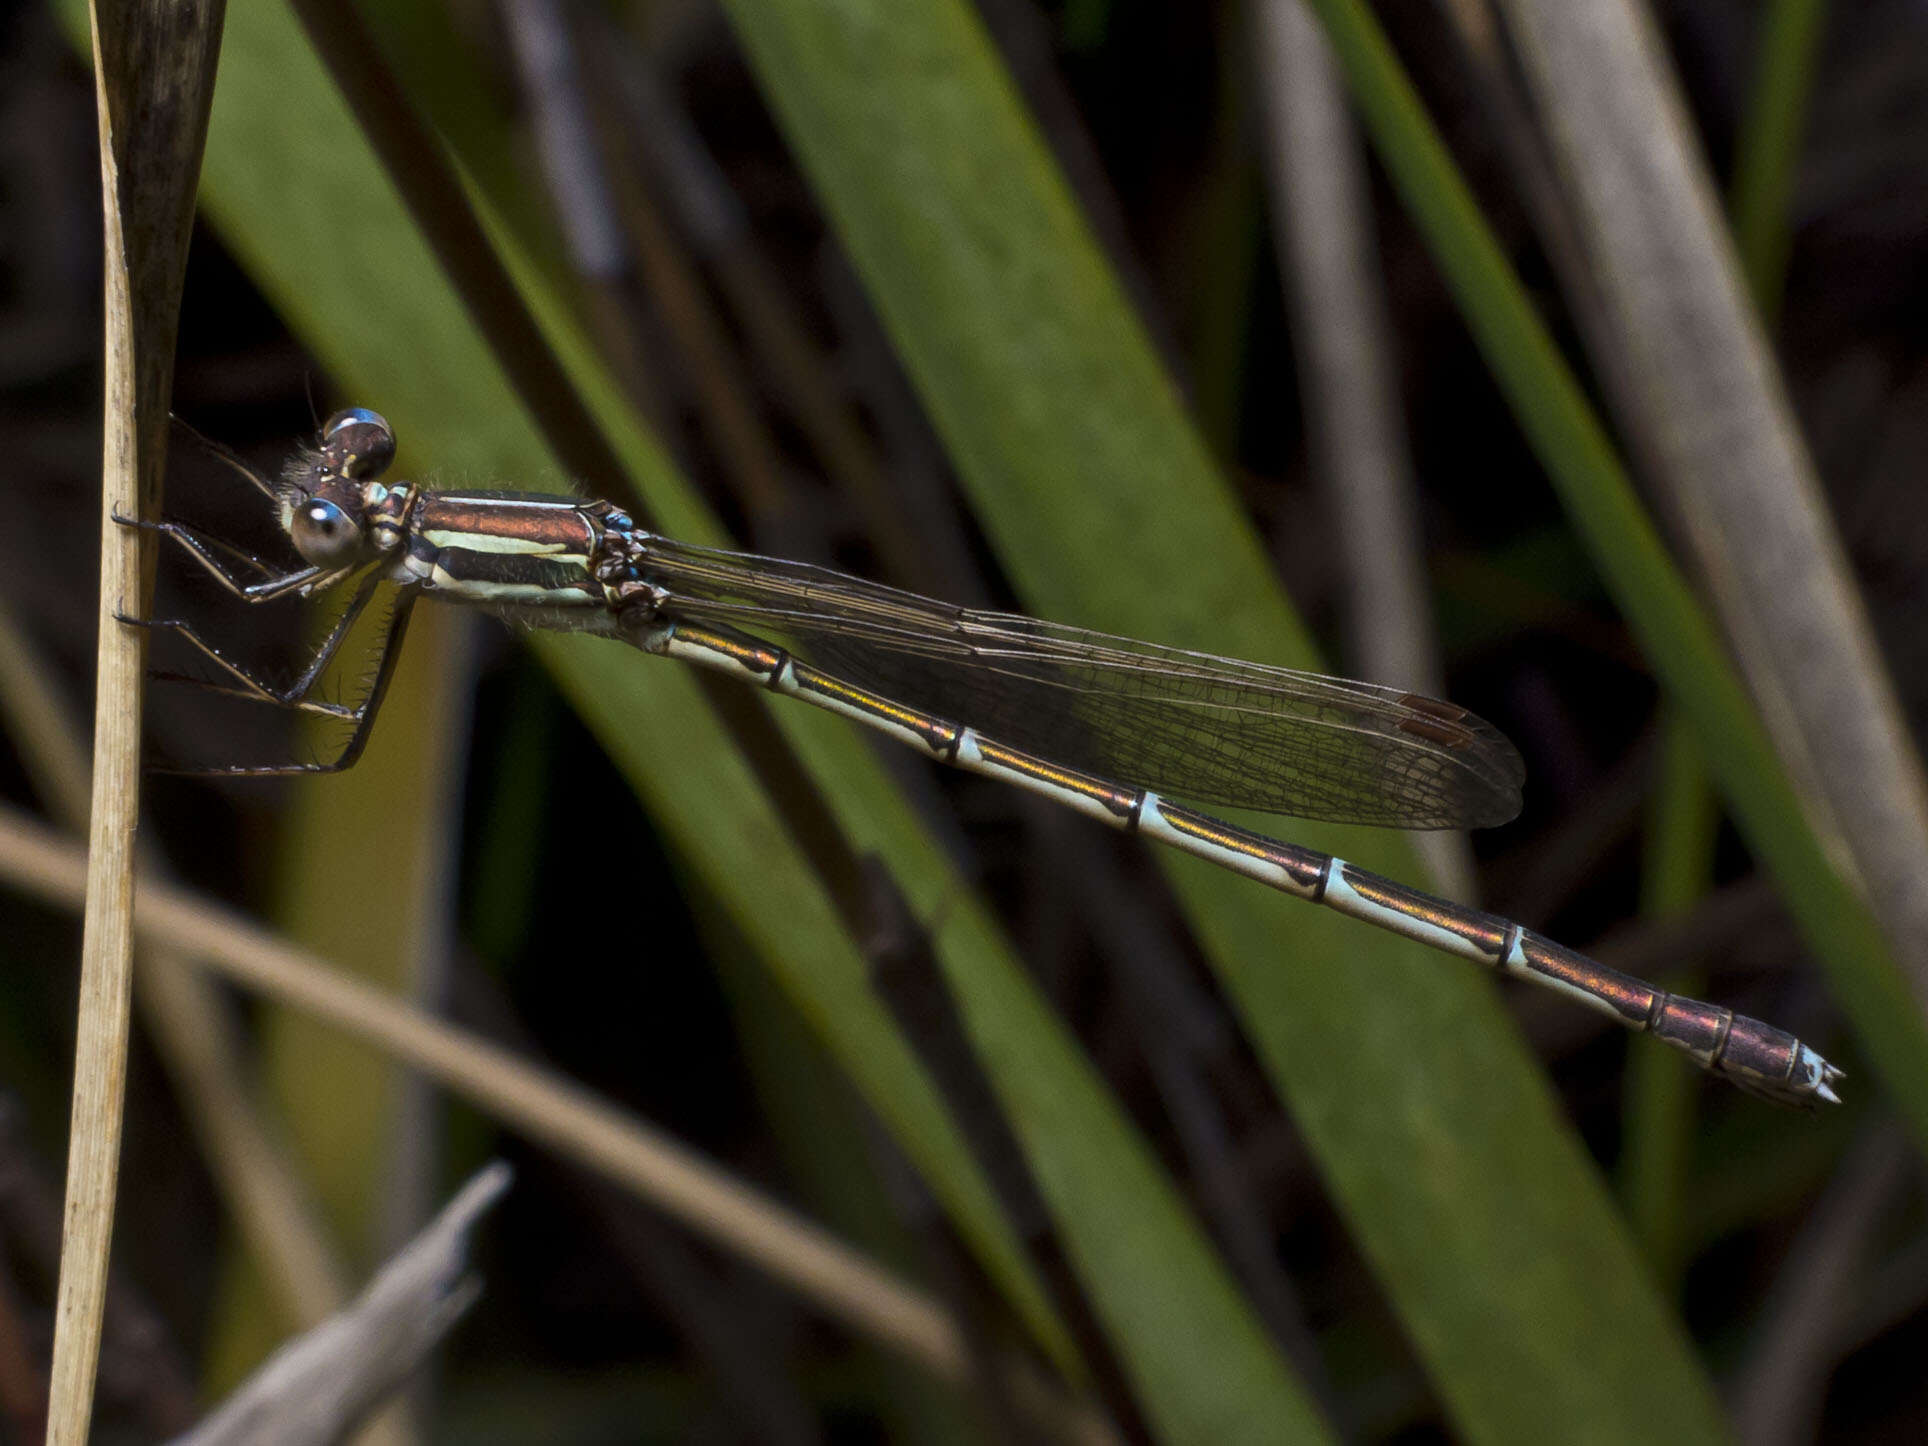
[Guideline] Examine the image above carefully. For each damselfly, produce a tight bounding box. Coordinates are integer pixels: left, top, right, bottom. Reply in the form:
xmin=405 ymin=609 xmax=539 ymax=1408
xmin=124 ymin=408 xmax=1843 ymax=1107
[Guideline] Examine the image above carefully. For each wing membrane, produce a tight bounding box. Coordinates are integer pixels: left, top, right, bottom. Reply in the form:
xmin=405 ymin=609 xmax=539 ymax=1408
xmin=636 ymin=536 xmax=1525 ymax=829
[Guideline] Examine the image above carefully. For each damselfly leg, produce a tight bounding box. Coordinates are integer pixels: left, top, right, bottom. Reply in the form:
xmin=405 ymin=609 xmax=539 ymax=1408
xmin=116 ymin=510 xmax=329 ymax=602
xmin=115 ymin=431 xmax=422 ymax=774
xmin=117 ymin=576 xmax=418 ymax=775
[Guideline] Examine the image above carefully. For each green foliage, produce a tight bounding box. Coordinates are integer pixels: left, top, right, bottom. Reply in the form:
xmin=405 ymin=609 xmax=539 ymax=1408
xmin=50 ymin=0 xmax=1915 ymax=1440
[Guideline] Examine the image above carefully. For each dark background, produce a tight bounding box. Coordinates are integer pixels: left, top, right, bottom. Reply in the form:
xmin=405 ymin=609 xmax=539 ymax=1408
xmin=2 ymin=0 xmax=1926 ymax=1441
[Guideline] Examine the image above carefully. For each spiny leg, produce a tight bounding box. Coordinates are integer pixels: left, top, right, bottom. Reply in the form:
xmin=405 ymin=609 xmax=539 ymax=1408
xmin=121 ymin=615 xmax=351 ymax=720
xmin=119 ymin=565 xmax=388 ymax=711
xmin=142 ymin=516 xmax=285 ymax=585
xmin=142 ymin=671 xmax=358 ymax=722
xmin=136 ymin=588 xmax=419 ymax=777
xmin=113 ymin=510 xmax=327 ymax=601
xmin=306 ymin=590 xmax=417 ymax=775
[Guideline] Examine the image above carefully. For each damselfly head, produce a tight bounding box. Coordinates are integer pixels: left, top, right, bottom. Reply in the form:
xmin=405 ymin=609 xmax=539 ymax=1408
xmin=272 ymin=408 xmax=399 ymax=569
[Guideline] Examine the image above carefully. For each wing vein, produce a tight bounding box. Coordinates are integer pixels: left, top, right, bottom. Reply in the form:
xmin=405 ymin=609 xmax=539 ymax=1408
xmin=637 ymin=536 xmax=1525 ymax=828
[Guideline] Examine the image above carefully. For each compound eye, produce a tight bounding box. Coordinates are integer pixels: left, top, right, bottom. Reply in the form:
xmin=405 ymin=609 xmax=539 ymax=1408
xmin=320 ymin=407 xmax=396 ymax=480
xmin=290 ymin=498 xmax=362 ymax=567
